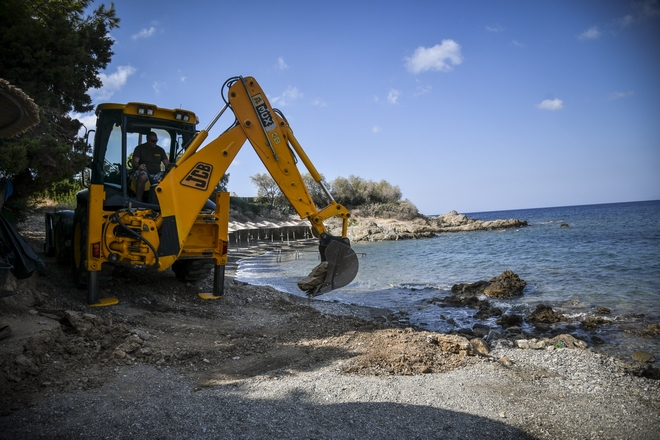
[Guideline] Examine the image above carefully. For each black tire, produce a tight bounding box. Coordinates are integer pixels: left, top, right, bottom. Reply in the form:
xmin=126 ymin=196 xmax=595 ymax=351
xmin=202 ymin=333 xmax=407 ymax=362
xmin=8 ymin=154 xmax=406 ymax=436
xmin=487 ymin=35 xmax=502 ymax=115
xmin=54 ymin=219 xmax=72 ymax=265
xmin=44 ymin=214 xmax=56 ymax=257
xmin=45 ymin=215 xmax=73 ymax=264
xmin=172 ymin=259 xmax=214 ymax=282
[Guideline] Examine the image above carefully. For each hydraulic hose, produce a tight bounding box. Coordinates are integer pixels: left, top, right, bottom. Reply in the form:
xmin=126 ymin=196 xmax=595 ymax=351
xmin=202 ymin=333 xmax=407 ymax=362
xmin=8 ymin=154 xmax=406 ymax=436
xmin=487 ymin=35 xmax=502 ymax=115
xmin=110 ymin=210 xmax=160 ymax=267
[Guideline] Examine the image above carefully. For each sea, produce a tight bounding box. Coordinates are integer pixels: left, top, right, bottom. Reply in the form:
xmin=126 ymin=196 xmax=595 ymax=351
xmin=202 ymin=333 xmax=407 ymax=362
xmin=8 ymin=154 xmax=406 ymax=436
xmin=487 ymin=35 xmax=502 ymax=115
xmin=236 ymin=200 xmax=660 ymax=362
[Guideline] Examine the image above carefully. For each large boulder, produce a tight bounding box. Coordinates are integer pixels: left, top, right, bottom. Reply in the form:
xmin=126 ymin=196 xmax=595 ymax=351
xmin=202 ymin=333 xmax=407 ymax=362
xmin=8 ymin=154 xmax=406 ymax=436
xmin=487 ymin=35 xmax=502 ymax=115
xmin=483 ymin=270 xmax=527 ymax=298
xmin=525 ymin=304 xmax=564 ymax=324
xmin=451 ymin=270 xmax=526 ymax=299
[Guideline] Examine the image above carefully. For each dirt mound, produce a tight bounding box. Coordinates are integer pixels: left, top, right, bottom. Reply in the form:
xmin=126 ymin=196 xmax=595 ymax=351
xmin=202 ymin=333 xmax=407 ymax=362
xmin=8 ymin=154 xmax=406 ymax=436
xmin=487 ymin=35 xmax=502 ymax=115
xmin=336 ymin=328 xmax=483 ymax=376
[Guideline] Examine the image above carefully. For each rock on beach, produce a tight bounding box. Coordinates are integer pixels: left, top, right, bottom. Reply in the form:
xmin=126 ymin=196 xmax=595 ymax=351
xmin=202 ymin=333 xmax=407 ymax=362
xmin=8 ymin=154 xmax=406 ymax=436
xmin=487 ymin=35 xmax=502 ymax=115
xmin=451 ymin=270 xmax=527 ymax=299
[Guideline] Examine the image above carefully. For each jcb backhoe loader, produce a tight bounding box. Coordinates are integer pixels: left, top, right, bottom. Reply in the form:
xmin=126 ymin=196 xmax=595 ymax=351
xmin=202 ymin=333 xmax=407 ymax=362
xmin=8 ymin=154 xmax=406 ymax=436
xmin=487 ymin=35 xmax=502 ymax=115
xmin=44 ymin=76 xmax=358 ymax=305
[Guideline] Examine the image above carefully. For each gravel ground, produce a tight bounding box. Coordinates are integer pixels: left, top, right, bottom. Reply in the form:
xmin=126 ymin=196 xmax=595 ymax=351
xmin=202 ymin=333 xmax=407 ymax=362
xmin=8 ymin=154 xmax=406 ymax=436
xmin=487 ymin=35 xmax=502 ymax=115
xmin=1 ymin=343 xmax=659 ymax=440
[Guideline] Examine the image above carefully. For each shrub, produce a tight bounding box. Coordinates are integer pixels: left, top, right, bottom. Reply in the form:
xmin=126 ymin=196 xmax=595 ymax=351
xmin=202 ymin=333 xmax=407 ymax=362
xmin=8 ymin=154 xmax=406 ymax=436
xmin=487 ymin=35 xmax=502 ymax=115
xmin=353 ymin=200 xmax=420 ymax=220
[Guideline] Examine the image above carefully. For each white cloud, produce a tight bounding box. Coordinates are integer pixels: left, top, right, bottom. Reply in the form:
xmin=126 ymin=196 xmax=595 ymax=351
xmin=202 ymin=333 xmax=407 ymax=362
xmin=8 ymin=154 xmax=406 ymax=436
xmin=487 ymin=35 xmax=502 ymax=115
xmin=620 ymin=0 xmax=660 ymax=26
xmin=132 ymin=26 xmax=156 ymax=40
xmin=413 ymin=83 xmax=432 ymax=97
xmin=312 ymin=98 xmax=327 ymax=107
xmin=405 ymin=40 xmax=463 ymax=74
xmin=153 ymin=82 xmax=164 ymax=95
xmin=90 ymin=65 xmax=136 ymax=101
xmin=277 ymin=57 xmax=289 ymax=70
xmin=608 ymin=90 xmax=635 ymax=100
xmin=511 ymin=39 xmax=525 ymax=48
xmin=387 ymin=89 xmax=401 ymax=104
xmin=372 ymin=126 xmax=381 ymax=134
xmin=486 ymin=24 xmax=504 ymax=32
xmin=537 ymin=98 xmax=564 ymax=111
xmin=638 ymin=0 xmax=660 ymax=17
xmin=578 ymin=26 xmax=602 ymax=40
xmin=619 ymin=14 xmax=635 ymax=26
xmin=271 ymin=86 xmax=302 ymax=107
xmin=70 ymin=112 xmax=98 ymax=137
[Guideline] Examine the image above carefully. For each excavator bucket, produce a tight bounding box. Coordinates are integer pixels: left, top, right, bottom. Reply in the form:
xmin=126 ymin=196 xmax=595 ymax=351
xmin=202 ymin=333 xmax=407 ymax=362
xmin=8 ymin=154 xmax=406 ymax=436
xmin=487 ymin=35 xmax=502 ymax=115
xmin=315 ymin=240 xmax=359 ymax=295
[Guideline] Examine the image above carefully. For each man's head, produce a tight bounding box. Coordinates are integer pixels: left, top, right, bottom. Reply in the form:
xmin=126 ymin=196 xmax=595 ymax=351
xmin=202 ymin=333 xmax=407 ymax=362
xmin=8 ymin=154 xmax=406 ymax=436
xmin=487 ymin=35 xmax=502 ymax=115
xmin=147 ymin=131 xmax=158 ymax=147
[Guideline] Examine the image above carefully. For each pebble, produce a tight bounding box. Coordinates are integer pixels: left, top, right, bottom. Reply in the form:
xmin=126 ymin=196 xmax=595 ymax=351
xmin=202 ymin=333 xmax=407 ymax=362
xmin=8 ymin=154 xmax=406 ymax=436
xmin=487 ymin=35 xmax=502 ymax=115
xmin=631 ymin=351 xmax=655 ymax=363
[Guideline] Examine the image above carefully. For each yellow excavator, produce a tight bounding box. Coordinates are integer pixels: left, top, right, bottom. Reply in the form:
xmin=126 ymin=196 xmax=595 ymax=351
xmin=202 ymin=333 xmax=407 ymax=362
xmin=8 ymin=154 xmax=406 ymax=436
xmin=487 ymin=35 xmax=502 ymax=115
xmin=44 ymin=76 xmax=358 ymax=305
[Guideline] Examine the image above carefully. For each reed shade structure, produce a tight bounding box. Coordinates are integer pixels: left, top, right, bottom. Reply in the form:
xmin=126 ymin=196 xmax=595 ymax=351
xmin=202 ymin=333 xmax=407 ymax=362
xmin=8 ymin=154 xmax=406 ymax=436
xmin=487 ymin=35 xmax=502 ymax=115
xmin=0 ymin=78 xmax=40 ymax=138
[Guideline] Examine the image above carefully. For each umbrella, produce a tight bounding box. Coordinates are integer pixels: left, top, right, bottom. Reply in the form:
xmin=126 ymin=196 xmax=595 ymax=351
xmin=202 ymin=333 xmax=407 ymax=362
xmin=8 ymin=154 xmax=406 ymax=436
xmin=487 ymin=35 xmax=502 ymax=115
xmin=0 ymin=78 xmax=40 ymax=138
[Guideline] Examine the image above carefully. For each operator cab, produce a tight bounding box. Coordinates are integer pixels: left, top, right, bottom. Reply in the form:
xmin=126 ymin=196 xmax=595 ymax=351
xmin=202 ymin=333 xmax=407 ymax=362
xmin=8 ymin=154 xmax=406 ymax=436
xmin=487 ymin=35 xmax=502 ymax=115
xmin=90 ymin=103 xmax=210 ymax=210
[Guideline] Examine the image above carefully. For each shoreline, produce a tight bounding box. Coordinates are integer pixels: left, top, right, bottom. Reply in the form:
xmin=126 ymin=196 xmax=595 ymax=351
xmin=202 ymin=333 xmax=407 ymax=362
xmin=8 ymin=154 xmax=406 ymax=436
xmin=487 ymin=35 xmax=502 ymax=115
xmin=226 ymin=239 xmax=660 ymax=371
xmin=225 ymin=241 xmax=401 ymax=324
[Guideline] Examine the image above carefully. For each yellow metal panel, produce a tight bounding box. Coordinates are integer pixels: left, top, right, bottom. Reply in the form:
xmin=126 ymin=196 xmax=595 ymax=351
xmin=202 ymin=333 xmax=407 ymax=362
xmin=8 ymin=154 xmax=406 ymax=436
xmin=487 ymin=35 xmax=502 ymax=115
xmin=216 ymin=191 xmax=230 ymax=244
xmin=87 ymin=184 xmax=105 ymax=272
xmin=155 ymin=125 xmax=245 ymax=270
xmin=95 ymin=102 xmax=198 ymax=124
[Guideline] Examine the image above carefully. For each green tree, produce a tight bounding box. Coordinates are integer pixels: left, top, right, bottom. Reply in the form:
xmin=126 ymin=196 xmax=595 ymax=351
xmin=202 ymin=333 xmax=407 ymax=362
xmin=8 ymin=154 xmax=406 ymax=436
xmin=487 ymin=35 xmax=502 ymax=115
xmin=330 ymin=175 xmax=402 ymax=207
xmin=210 ymin=173 xmax=230 ymax=201
xmin=250 ymin=173 xmax=282 ymax=208
xmin=215 ymin=173 xmax=230 ymax=193
xmin=330 ymin=175 xmax=362 ymax=206
xmin=302 ymin=172 xmax=330 ymax=208
xmin=0 ymin=0 xmax=119 ymax=214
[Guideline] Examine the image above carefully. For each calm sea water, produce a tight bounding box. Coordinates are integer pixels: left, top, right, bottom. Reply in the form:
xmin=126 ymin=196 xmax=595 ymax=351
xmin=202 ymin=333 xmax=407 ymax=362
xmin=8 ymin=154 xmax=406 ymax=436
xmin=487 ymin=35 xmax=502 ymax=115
xmin=236 ymin=200 xmax=660 ymax=357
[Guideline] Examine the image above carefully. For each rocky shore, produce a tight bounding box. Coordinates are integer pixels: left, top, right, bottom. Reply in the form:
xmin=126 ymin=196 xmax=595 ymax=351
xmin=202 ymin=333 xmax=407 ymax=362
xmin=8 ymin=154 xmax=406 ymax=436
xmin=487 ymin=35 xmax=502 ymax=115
xmin=327 ymin=210 xmax=528 ymax=242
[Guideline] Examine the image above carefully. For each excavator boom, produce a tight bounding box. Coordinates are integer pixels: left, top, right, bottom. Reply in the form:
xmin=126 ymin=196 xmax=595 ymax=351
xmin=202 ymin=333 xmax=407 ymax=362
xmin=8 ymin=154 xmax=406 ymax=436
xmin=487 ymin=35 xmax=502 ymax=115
xmin=155 ymin=76 xmax=358 ymax=292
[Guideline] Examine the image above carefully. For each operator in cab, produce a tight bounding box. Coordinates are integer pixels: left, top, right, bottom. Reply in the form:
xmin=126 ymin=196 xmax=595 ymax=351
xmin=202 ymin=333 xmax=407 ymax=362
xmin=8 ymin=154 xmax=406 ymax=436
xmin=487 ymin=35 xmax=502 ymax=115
xmin=132 ymin=131 xmax=170 ymax=201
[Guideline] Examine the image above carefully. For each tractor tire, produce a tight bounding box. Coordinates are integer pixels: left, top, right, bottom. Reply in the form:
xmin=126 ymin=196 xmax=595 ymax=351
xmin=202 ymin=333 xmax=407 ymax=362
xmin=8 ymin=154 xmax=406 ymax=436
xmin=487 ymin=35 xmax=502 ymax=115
xmin=172 ymin=259 xmax=214 ymax=283
xmin=54 ymin=219 xmax=73 ymax=265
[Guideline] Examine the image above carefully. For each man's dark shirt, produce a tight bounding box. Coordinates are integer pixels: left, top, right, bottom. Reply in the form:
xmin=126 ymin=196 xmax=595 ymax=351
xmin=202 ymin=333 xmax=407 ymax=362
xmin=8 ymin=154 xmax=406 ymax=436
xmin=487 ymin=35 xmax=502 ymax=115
xmin=133 ymin=143 xmax=167 ymax=175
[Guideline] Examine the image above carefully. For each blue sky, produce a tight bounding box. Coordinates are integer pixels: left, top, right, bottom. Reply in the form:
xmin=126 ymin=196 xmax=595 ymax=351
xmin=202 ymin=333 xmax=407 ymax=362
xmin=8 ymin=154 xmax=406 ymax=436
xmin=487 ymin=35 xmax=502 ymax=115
xmin=76 ymin=0 xmax=660 ymax=215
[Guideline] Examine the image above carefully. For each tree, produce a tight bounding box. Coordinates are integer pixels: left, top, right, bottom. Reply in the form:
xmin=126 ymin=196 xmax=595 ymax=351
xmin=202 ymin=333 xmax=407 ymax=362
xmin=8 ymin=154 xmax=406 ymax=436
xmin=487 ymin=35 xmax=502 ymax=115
xmin=0 ymin=0 xmax=119 ymax=214
xmin=210 ymin=173 xmax=230 ymax=202
xmin=250 ymin=173 xmax=282 ymax=208
xmin=215 ymin=173 xmax=230 ymax=193
xmin=330 ymin=175 xmax=363 ymax=206
xmin=330 ymin=175 xmax=402 ymax=207
xmin=301 ymin=173 xmax=330 ymax=208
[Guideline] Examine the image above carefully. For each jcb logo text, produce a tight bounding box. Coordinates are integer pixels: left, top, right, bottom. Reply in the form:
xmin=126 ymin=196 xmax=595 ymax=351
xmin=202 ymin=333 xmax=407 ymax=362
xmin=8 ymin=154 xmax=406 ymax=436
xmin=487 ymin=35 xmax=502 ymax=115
xmin=181 ymin=162 xmax=213 ymax=190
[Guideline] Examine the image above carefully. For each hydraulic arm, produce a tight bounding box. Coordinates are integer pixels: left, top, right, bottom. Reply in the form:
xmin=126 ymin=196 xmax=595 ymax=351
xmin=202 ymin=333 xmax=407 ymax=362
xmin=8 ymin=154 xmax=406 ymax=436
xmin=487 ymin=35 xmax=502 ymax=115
xmin=154 ymin=76 xmax=357 ymax=291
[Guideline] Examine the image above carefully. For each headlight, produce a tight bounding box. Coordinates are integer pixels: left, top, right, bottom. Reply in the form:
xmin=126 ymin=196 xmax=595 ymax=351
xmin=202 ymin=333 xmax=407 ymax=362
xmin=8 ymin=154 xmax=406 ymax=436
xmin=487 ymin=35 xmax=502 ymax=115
xmin=138 ymin=106 xmax=155 ymax=116
xmin=175 ymin=112 xmax=190 ymax=122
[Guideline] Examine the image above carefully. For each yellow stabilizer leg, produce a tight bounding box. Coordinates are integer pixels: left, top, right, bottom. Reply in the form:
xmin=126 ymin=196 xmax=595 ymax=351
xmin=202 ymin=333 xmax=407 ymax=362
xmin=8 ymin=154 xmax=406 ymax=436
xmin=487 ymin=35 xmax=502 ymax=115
xmin=86 ymin=271 xmax=118 ymax=306
xmin=88 ymin=297 xmax=119 ymax=307
xmin=198 ymin=293 xmax=222 ymax=300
